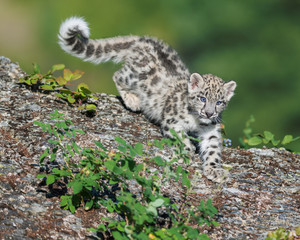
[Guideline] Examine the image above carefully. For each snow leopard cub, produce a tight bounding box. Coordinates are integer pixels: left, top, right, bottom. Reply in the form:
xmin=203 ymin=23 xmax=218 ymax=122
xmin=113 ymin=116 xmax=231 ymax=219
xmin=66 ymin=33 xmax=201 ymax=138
xmin=58 ymin=17 xmax=236 ymax=183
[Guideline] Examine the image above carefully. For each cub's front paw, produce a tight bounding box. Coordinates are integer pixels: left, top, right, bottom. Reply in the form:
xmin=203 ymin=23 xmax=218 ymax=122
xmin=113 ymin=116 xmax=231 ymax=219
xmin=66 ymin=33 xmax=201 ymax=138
xmin=183 ymin=138 xmax=196 ymax=153
xmin=203 ymin=166 xmax=228 ymax=183
xmin=123 ymin=93 xmax=141 ymax=112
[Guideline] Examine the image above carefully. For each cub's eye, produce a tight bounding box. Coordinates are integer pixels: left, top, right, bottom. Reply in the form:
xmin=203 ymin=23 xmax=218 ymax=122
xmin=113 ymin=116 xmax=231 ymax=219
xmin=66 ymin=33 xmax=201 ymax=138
xmin=216 ymin=101 xmax=222 ymax=105
xmin=200 ymin=97 xmax=206 ymax=102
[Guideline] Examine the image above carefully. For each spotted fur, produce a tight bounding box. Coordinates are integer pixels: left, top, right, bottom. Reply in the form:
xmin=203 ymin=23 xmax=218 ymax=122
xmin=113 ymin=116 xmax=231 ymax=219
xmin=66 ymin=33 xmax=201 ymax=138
xmin=58 ymin=17 xmax=237 ymax=183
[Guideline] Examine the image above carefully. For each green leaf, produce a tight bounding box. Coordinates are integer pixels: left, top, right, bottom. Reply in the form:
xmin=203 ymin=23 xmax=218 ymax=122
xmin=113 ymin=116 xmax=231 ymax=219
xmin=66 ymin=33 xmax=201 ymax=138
xmin=51 ymin=64 xmax=65 ymax=72
xmin=146 ymin=206 xmax=158 ymax=217
xmin=129 ymin=148 xmax=137 ymax=157
xmin=50 ymin=109 xmax=64 ymax=119
xmin=281 ymin=135 xmax=296 ymax=145
xmin=150 ymin=198 xmax=164 ymax=207
xmin=88 ymin=228 xmax=98 ymax=233
xmin=182 ymin=173 xmax=191 ymax=188
xmin=89 ymin=224 xmax=106 ymax=232
xmin=94 ymin=141 xmax=108 ymax=151
xmin=30 ymin=75 xmax=39 ymax=83
xmin=52 ymin=168 xmax=72 ymax=177
xmin=33 ymin=79 xmax=39 ymax=85
xmin=176 ymin=165 xmax=183 ymax=174
xmin=135 ymin=163 xmax=144 ymax=173
xmin=134 ymin=143 xmax=143 ymax=156
xmin=104 ymin=160 xmax=116 ymax=171
xmin=154 ymin=139 xmax=164 ymax=149
xmin=112 ymin=231 xmax=124 ymax=239
xmin=69 ymin=204 xmax=76 ymax=213
xmin=113 ymin=166 xmax=123 ymax=175
xmin=151 ymin=156 xmax=165 ymax=166
xmin=124 ymin=170 xmax=133 ymax=180
xmin=243 ymin=128 xmax=252 ymax=136
xmin=60 ymin=88 xmax=73 ymax=95
xmin=76 ymin=129 xmax=85 ymax=135
xmin=211 ymin=220 xmax=219 ymax=227
xmin=25 ymin=79 xmax=32 ymax=85
xmin=206 ymin=199 xmax=218 ymax=215
xmin=63 ymin=69 xmax=73 ymax=81
xmin=60 ymin=196 xmax=69 ymax=207
xmin=40 ymin=148 xmax=49 ymax=162
xmin=72 ymin=70 xmax=84 ymax=80
xmin=248 ymin=136 xmax=262 ymax=146
xmin=33 ymin=63 xmax=41 ymax=74
xmin=81 ymin=87 xmax=92 ymax=97
xmin=115 ymin=137 xmax=127 ymax=146
xmin=33 ymin=120 xmax=44 ymax=129
xmin=86 ymin=104 xmax=96 ymax=111
xmin=246 ymin=115 xmax=255 ymax=126
xmin=262 ymin=138 xmax=269 ymax=145
xmin=189 ymin=136 xmax=202 ymax=143
xmin=117 ymin=225 xmax=125 ymax=232
xmin=198 ymin=234 xmax=211 ymax=240
xmin=48 ymin=139 xmax=60 ymax=145
xmin=85 ymin=199 xmax=94 ymax=210
xmin=281 ymin=135 xmax=292 ymax=145
xmin=41 ymin=84 xmax=54 ymax=91
xmin=118 ymin=145 xmax=127 ymax=153
xmin=67 ymin=95 xmax=76 ymax=104
xmin=77 ymin=83 xmax=90 ymax=92
xmin=72 ymin=181 xmax=83 ymax=194
xmin=296 ymin=227 xmax=300 ymax=235
xmin=55 ymin=93 xmax=66 ymax=99
xmin=186 ymin=228 xmax=199 ymax=239
xmin=169 ymin=129 xmax=178 ymax=138
xmin=36 ymin=174 xmax=46 ymax=179
xmin=271 ymin=139 xmax=280 ymax=146
xmin=106 ymin=204 xmax=115 ymax=213
xmin=72 ymin=142 xmax=81 ymax=154
xmin=109 ymin=179 xmax=119 ymax=184
xmin=56 ymin=76 xmax=67 ymax=86
xmin=46 ymin=175 xmax=56 ymax=185
xmin=264 ymin=131 xmax=274 ymax=141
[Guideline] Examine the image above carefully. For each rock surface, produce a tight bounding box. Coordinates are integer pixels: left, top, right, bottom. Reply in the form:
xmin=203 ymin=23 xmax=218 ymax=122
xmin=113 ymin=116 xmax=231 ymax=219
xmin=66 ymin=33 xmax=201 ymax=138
xmin=0 ymin=56 xmax=299 ymax=239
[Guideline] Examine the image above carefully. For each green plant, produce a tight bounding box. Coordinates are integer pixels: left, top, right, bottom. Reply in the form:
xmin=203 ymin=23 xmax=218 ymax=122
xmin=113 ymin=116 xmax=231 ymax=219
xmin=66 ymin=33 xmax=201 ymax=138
xmin=19 ymin=63 xmax=97 ymax=111
xmin=265 ymin=228 xmax=293 ymax=240
xmin=35 ymin=111 xmax=219 ymax=239
xmin=240 ymin=115 xmax=300 ymax=151
xmin=34 ymin=109 xmax=90 ymax=212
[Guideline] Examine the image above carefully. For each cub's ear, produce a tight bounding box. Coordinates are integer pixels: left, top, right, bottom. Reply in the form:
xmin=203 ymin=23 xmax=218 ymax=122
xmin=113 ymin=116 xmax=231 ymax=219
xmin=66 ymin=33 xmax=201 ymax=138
xmin=223 ymin=80 xmax=237 ymax=101
xmin=188 ymin=73 xmax=205 ymax=92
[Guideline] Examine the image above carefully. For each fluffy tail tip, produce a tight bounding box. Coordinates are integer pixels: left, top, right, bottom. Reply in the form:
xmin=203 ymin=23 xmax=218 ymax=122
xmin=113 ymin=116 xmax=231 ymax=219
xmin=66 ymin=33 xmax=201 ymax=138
xmin=59 ymin=16 xmax=90 ymax=40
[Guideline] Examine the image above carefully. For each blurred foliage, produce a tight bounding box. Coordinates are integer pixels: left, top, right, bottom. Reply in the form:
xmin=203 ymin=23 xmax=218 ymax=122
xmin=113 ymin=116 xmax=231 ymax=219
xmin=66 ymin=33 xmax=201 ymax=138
xmin=240 ymin=115 xmax=300 ymax=152
xmin=0 ymin=0 xmax=299 ymax=151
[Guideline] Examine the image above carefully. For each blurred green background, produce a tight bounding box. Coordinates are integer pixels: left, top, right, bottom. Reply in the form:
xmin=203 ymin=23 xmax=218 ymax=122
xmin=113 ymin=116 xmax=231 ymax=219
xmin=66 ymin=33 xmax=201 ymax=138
xmin=1 ymin=0 xmax=299 ymax=151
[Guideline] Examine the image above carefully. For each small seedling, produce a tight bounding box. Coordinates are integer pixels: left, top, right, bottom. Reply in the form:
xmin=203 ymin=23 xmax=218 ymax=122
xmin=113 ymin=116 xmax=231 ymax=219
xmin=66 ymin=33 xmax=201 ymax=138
xmin=240 ymin=115 xmax=300 ymax=152
xmin=19 ymin=63 xmax=97 ymax=111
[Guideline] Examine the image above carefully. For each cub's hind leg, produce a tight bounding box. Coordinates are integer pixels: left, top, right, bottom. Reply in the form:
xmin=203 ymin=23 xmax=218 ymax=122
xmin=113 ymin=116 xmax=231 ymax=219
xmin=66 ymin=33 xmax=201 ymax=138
xmin=113 ymin=68 xmax=141 ymax=112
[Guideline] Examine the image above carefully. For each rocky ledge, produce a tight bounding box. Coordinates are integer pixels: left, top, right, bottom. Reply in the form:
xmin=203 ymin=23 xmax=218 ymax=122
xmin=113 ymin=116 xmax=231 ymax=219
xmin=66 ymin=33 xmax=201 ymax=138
xmin=0 ymin=56 xmax=299 ymax=240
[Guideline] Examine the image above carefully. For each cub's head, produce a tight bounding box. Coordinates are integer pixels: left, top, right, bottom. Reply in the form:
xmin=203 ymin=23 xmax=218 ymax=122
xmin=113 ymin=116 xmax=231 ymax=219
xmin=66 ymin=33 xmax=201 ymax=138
xmin=187 ymin=73 xmax=236 ymax=123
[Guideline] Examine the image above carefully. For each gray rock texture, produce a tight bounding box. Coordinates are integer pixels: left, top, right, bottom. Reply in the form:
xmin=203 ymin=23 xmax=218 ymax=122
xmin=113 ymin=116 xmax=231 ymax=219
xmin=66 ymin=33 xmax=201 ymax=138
xmin=0 ymin=56 xmax=299 ymax=239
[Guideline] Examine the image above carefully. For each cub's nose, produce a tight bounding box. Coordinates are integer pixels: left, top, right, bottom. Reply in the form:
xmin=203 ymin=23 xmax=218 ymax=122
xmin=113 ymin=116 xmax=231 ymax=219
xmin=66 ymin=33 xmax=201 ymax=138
xmin=205 ymin=112 xmax=213 ymax=118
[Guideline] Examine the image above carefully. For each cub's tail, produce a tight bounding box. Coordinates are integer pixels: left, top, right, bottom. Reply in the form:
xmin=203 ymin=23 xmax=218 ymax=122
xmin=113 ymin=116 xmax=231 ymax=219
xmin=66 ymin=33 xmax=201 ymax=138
xmin=58 ymin=17 xmax=138 ymax=64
